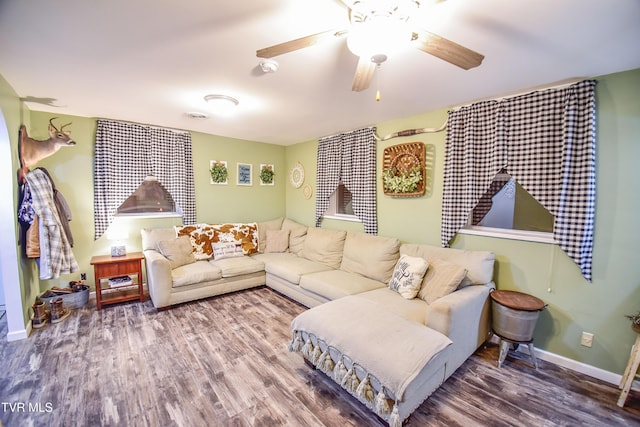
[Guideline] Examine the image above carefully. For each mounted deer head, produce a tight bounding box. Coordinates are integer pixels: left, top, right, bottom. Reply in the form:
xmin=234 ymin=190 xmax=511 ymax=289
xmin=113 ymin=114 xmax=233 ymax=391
xmin=19 ymin=117 xmax=76 ymax=169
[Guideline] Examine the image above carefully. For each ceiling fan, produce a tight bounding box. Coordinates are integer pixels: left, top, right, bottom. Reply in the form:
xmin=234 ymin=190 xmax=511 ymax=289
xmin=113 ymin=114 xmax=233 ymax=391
xmin=256 ymin=0 xmax=484 ymax=93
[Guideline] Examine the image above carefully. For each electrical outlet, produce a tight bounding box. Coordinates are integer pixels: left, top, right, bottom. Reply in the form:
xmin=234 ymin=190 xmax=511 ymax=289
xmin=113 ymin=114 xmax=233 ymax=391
xmin=581 ymin=332 xmax=594 ymax=347
xmin=81 ymin=273 xmax=87 ymax=281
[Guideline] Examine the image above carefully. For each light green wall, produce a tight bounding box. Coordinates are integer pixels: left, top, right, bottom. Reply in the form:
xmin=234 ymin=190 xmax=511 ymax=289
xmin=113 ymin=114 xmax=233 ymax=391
xmin=191 ymin=132 xmax=286 ymax=223
xmin=284 ymin=68 xmax=640 ymax=375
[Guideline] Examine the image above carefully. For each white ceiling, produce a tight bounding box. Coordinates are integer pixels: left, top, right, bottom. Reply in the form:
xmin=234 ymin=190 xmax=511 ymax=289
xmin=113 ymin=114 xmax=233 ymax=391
xmin=1 ymin=0 xmax=639 ymax=145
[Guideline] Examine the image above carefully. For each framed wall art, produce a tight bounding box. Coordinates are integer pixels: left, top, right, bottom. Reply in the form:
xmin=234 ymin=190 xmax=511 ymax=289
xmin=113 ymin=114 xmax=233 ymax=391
xmin=210 ymin=160 xmax=228 ymax=185
xmin=259 ymin=164 xmax=275 ymax=186
xmin=237 ymin=163 xmax=253 ymax=186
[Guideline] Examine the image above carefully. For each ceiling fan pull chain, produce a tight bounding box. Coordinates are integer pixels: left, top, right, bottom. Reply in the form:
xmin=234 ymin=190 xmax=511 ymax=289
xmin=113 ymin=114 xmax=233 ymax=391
xmin=376 ymin=63 xmax=381 ymax=102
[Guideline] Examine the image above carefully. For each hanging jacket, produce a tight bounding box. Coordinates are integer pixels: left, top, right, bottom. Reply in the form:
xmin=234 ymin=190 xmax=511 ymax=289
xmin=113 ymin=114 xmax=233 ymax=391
xmin=24 ymin=169 xmax=78 ymax=279
xmin=37 ymin=167 xmax=74 ymax=247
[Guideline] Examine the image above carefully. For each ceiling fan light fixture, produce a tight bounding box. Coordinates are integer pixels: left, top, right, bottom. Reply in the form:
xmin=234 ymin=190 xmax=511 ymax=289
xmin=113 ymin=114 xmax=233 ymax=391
xmin=346 ymin=17 xmax=412 ymax=58
xmin=204 ymin=94 xmax=239 ymax=116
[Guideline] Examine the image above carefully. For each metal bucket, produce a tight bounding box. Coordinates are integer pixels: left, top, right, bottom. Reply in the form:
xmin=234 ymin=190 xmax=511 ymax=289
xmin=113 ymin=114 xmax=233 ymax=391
xmin=492 ymin=302 xmax=542 ymax=342
xmin=40 ymin=285 xmax=89 ymax=310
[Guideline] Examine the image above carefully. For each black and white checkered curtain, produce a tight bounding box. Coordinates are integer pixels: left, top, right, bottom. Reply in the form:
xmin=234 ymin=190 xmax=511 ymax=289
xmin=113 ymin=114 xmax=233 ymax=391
xmin=442 ymin=80 xmax=596 ymax=281
xmin=94 ymin=119 xmax=196 ymax=239
xmin=316 ymin=128 xmax=377 ymax=234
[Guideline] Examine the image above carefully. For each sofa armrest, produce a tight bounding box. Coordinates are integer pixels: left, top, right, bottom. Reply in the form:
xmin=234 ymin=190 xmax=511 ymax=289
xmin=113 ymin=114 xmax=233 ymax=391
xmin=425 ymin=282 xmax=495 ymax=350
xmin=143 ymin=249 xmax=173 ymax=309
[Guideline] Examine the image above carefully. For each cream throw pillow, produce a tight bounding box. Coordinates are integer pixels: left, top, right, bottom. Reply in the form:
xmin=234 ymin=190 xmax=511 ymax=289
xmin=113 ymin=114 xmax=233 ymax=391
xmin=388 ymin=255 xmax=429 ymax=299
xmin=419 ymin=258 xmax=467 ymax=304
xmin=212 ymin=241 xmax=244 ymax=260
xmin=157 ymin=236 xmax=196 ymax=269
xmin=265 ymin=229 xmax=290 ymax=253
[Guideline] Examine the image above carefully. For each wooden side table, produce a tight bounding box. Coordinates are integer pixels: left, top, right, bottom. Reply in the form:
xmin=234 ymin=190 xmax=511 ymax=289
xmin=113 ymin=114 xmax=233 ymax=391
xmin=90 ymin=252 xmax=145 ymax=310
xmin=618 ymin=329 xmax=640 ymax=407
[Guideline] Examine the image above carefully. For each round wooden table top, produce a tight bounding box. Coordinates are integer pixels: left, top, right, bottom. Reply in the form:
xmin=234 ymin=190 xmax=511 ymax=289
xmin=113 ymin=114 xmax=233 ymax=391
xmin=490 ymin=290 xmax=545 ymax=311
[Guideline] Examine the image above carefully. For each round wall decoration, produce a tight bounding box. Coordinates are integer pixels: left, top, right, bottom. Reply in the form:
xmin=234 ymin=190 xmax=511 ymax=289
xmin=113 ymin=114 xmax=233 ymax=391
xmin=289 ymin=162 xmax=305 ymax=188
xmin=303 ymin=184 xmax=313 ymax=199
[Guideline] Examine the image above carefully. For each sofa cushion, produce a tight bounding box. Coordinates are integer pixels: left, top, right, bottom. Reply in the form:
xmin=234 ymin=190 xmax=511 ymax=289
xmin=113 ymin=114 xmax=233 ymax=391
xmin=281 ymin=218 xmax=307 ymax=255
xmin=265 ymin=229 xmax=290 ymax=253
xmin=340 ymin=232 xmax=400 ymax=283
xmin=401 ymin=243 xmax=494 ymax=286
xmin=209 ymin=256 xmax=265 ymax=278
xmin=299 ymin=270 xmax=386 ymax=301
xmin=212 ymin=241 xmax=244 ymax=260
xmin=257 ymin=217 xmax=284 ymax=252
xmin=157 ymin=235 xmax=196 ymax=269
xmin=253 ymin=252 xmax=333 ymax=285
xmin=141 ymin=227 xmax=176 ymax=251
xmin=418 ymin=258 xmax=467 ymax=304
xmin=388 ymin=254 xmax=429 ymax=299
xmin=300 ymin=228 xmax=346 ymax=269
xmin=171 ymin=261 xmax=222 ymax=288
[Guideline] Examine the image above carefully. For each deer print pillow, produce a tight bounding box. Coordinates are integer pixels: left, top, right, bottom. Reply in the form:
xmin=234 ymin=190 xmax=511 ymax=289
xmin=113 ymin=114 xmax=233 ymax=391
xmin=388 ymin=255 xmax=429 ymax=299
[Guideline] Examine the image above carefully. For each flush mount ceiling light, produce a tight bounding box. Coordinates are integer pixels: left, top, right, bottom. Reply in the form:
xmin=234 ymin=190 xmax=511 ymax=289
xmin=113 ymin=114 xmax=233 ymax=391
xmin=204 ymin=94 xmax=239 ymax=116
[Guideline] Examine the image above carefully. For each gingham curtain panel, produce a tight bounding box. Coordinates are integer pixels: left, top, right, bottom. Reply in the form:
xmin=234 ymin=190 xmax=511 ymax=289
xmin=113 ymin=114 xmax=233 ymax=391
xmin=316 ymin=127 xmax=377 ymax=235
xmin=442 ymin=80 xmax=596 ymax=281
xmin=94 ymin=119 xmax=196 ymax=239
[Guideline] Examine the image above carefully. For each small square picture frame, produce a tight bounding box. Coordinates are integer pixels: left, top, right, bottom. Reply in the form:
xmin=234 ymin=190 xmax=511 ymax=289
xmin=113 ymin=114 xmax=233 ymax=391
xmin=237 ymin=163 xmax=252 ymax=186
xmin=210 ymin=160 xmax=228 ymax=185
xmin=259 ymin=164 xmax=275 ymax=186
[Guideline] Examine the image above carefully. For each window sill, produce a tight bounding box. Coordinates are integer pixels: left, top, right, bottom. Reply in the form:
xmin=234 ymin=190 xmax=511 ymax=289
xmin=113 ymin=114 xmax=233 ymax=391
xmin=459 ymin=226 xmax=556 ymax=244
xmin=115 ymin=212 xmax=182 ymax=219
xmin=322 ymin=214 xmax=361 ymax=223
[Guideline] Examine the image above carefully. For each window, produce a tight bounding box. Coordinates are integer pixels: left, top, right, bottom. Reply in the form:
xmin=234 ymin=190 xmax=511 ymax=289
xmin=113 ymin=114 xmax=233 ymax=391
xmin=462 ymin=173 xmax=555 ymax=243
xmin=324 ymin=182 xmax=359 ymax=222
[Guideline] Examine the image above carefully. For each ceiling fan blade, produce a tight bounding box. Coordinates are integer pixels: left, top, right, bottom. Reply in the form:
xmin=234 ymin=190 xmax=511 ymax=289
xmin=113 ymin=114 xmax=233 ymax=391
xmin=411 ymin=30 xmax=484 ymax=70
xmin=352 ymin=56 xmax=376 ymax=92
xmin=256 ymin=29 xmax=348 ymax=58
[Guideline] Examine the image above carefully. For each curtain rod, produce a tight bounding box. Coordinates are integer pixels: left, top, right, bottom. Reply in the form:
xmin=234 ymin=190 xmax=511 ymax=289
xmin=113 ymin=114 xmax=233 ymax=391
xmin=319 ymin=125 xmax=378 ymax=141
xmin=452 ymin=78 xmax=589 ymax=111
xmin=98 ymin=118 xmax=190 ymax=134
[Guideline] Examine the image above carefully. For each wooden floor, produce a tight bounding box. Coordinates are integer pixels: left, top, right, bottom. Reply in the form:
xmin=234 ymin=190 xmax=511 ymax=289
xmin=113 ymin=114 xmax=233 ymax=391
xmin=0 ymin=287 xmax=639 ymax=427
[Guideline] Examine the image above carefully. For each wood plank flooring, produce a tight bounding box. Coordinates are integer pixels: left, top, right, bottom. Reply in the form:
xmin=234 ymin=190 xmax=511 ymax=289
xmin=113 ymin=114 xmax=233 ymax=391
xmin=0 ymin=286 xmax=639 ymax=426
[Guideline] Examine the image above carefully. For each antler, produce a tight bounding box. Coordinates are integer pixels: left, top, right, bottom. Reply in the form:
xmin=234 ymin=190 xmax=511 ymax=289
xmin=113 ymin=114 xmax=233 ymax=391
xmin=49 ymin=117 xmax=59 ymax=132
xmin=60 ymin=122 xmax=72 ymax=133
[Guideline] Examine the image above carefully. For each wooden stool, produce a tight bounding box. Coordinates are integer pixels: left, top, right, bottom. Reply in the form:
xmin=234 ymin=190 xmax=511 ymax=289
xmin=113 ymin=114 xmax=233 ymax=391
xmin=618 ymin=328 xmax=640 ymax=407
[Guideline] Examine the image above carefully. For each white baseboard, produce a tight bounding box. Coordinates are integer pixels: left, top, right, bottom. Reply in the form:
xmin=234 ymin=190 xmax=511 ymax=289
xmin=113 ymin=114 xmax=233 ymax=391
xmin=507 ymin=340 xmax=639 ymax=391
xmin=7 ymin=325 xmax=29 ymax=341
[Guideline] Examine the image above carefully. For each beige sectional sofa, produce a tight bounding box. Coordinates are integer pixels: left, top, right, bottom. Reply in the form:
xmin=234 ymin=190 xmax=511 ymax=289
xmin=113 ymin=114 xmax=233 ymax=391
xmin=141 ymin=217 xmax=495 ymax=426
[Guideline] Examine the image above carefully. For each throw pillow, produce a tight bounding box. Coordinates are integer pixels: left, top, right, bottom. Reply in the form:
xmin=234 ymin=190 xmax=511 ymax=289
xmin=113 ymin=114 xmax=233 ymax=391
xmin=257 ymin=217 xmax=284 ymax=252
xmin=281 ymin=218 xmax=308 ymax=255
xmin=265 ymin=229 xmax=290 ymax=253
xmin=418 ymin=258 xmax=468 ymax=304
xmin=157 ymin=236 xmax=196 ymax=269
xmin=212 ymin=241 xmax=244 ymax=260
xmin=388 ymin=255 xmax=429 ymax=299
xmin=175 ymin=224 xmax=217 ymax=260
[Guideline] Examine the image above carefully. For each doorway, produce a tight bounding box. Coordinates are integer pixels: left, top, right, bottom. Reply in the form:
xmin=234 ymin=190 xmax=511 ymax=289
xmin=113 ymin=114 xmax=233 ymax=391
xmin=0 ymin=107 xmax=26 ymax=341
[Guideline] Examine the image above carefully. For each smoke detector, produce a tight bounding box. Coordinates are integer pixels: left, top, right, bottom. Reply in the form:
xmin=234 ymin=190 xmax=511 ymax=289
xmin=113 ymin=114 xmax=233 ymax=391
xmin=259 ymin=59 xmax=279 ymax=73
